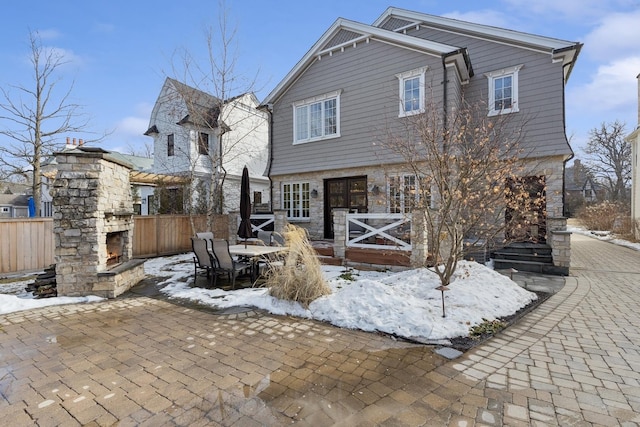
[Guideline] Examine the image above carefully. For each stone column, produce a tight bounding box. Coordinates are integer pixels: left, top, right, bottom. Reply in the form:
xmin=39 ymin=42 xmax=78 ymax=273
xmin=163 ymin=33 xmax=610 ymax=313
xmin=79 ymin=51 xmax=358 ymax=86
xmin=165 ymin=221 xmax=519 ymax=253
xmin=411 ymin=209 xmax=429 ymax=268
xmin=332 ymin=208 xmax=348 ymax=260
xmin=273 ymin=209 xmax=288 ymax=236
xmin=547 ymin=216 xmax=571 ymax=275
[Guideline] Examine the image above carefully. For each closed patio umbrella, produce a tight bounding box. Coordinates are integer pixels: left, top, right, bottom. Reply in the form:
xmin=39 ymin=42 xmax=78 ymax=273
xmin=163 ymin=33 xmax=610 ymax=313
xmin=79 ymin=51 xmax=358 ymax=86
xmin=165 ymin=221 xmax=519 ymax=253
xmin=237 ymin=166 xmax=253 ymax=247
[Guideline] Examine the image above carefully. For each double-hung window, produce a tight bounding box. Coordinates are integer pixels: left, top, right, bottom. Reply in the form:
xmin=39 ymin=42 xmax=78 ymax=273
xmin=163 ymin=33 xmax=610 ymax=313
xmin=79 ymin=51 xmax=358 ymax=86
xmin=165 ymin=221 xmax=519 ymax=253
xmin=389 ymin=175 xmax=431 ymax=213
xmin=293 ymin=91 xmax=340 ymax=143
xmin=396 ymin=67 xmax=427 ymax=117
xmin=167 ymin=134 xmax=174 ymax=157
xmin=282 ymin=182 xmax=310 ymax=219
xmin=197 ymin=132 xmax=209 ymax=155
xmin=485 ymin=65 xmax=522 ymax=116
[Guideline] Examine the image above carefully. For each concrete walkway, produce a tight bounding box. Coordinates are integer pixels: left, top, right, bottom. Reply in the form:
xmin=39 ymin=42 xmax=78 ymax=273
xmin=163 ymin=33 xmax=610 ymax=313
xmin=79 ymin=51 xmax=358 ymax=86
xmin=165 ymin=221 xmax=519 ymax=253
xmin=1 ymin=233 xmax=639 ymax=426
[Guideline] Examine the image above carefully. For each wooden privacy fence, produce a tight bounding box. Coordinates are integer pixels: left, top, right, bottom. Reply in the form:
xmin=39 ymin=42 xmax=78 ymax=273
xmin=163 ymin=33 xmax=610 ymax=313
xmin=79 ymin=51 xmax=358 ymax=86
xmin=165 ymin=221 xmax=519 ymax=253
xmin=0 ymin=218 xmax=54 ymax=275
xmin=132 ymin=214 xmax=230 ymax=257
xmin=0 ymin=215 xmax=230 ymax=275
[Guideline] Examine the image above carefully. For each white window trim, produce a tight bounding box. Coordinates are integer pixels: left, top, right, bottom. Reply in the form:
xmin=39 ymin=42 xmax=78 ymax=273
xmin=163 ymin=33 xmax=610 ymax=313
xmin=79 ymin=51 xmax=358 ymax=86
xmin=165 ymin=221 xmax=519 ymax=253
xmin=485 ymin=64 xmax=523 ymax=116
xmin=292 ymin=90 xmax=341 ymax=144
xmin=281 ymin=182 xmax=311 ymax=220
xmin=388 ymin=174 xmax=432 ymax=213
xmin=396 ymin=67 xmax=428 ymax=118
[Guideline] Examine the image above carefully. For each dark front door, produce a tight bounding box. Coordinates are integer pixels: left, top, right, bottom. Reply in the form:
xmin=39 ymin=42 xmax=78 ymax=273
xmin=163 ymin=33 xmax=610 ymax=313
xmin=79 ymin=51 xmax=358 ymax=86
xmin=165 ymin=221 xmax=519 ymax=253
xmin=505 ymin=176 xmax=547 ymax=243
xmin=324 ymin=176 xmax=368 ymax=239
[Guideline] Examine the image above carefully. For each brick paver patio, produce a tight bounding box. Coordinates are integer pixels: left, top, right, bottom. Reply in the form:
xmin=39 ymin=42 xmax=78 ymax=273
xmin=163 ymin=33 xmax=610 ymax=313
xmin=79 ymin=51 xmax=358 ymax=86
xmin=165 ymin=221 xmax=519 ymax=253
xmin=1 ymin=232 xmax=639 ymax=426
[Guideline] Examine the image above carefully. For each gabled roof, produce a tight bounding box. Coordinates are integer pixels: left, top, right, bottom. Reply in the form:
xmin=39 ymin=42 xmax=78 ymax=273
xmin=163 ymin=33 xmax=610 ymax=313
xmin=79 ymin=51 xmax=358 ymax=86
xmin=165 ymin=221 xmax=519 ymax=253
xmin=0 ymin=193 xmax=30 ymax=207
xmin=145 ymin=78 xmax=260 ymax=135
xmin=0 ymin=182 xmax=30 ymax=195
xmin=374 ymin=7 xmax=582 ymax=83
xmin=564 ymin=161 xmax=600 ymax=192
xmin=262 ymin=18 xmax=473 ymax=105
xmin=167 ymin=77 xmax=222 ymax=128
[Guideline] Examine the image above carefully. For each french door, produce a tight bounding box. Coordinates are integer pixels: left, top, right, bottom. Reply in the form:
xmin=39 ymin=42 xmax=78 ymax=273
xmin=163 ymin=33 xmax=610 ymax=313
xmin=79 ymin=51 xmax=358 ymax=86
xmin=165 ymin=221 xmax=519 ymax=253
xmin=323 ymin=176 xmax=367 ymax=238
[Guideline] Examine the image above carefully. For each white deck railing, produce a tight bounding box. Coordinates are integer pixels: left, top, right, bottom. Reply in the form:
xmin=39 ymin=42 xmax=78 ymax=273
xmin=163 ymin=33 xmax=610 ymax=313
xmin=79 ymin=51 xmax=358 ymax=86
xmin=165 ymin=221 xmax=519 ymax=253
xmin=346 ymin=213 xmax=411 ymax=251
xmin=249 ymin=213 xmax=274 ymax=232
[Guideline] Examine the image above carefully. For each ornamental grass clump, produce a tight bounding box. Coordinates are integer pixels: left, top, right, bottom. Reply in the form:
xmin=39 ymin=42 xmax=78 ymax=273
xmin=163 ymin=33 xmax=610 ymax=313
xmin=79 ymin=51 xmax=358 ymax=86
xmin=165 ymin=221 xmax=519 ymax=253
xmin=264 ymin=224 xmax=331 ymax=307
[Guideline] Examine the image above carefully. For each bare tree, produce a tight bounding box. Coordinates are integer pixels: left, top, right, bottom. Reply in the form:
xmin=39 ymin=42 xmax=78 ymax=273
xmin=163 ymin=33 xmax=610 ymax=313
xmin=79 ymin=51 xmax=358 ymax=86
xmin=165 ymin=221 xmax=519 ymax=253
xmin=583 ymin=120 xmax=631 ymax=202
xmin=153 ymin=1 xmax=267 ymax=232
xmin=124 ymin=140 xmax=153 ymax=158
xmin=383 ymin=97 xmax=540 ymax=288
xmin=0 ymin=31 xmax=90 ymax=216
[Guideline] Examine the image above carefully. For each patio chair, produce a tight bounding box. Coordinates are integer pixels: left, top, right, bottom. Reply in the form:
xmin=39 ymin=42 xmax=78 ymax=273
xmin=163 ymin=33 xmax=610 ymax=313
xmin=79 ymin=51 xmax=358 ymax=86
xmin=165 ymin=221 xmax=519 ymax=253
xmin=191 ymin=237 xmax=219 ymax=287
xmin=271 ymin=232 xmax=285 ymax=247
xmin=256 ymin=231 xmax=273 ymax=246
xmin=211 ymin=238 xmax=251 ymax=289
xmin=196 ymin=232 xmax=214 ymax=252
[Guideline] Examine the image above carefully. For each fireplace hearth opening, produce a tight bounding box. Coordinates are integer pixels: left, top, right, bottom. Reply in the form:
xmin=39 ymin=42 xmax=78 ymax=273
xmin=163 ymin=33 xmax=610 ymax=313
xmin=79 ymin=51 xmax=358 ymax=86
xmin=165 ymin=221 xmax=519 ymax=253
xmin=106 ymin=231 xmax=127 ymax=267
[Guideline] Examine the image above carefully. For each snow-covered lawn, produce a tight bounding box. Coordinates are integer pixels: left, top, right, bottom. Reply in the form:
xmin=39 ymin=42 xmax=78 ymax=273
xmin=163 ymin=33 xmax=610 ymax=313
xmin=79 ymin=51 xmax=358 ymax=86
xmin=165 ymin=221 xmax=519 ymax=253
xmin=1 ymin=254 xmax=537 ymax=342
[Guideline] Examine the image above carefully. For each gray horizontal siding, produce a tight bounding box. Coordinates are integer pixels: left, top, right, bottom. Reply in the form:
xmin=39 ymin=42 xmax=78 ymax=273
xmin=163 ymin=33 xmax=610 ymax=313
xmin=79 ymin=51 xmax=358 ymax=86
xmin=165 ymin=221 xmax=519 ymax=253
xmin=270 ymin=24 xmax=572 ymax=177
xmin=271 ymin=39 xmax=445 ymax=176
xmin=410 ymin=26 xmax=571 ymax=157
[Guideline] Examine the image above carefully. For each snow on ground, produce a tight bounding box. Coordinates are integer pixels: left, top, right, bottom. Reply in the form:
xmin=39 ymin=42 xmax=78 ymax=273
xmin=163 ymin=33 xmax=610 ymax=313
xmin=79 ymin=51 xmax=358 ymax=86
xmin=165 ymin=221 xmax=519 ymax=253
xmin=3 ymin=227 xmax=636 ymax=340
xmin=151 ymin=256 xmax=536 ymax=341
xmin=568 ymin=225 xmax=640 ymax=251
xmin=0 ymin=252 xmax=538 ymax=342
xmin=0 ymin=280 xmax=103 ymax=316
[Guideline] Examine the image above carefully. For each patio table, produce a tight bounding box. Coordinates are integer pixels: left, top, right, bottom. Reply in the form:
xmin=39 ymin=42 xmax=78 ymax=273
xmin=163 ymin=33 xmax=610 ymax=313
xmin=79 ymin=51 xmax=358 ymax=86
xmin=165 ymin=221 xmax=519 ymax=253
xmin=228 ymin=244 xmax=287 ymax=282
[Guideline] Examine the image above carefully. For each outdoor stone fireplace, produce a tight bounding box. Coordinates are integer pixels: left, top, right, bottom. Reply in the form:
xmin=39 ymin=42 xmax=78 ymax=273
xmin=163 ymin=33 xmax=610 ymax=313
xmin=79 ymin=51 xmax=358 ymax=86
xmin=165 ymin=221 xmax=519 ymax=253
xmin=52 ymin=146 xmax=145 ymax=298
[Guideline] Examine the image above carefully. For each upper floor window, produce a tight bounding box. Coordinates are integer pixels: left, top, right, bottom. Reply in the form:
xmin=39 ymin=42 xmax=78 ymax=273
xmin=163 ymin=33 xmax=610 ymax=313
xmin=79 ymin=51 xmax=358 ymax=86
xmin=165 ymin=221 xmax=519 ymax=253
xmin=389 ymin=175 xmax=431 ymax=213
xmin=282 ymin=182 xmax=310 ymax=219
xmin=167 ymin=134 xmax=174 ymax=157
xmin=197 ymin=132 xmax=209 ymax=155
xmin=396 ymin=67 xmax=427 ymax=117
xmin=293 ymin=91 xmax=341 ymax=144
xmin=485 ymin=65 xmax=522 ymax=116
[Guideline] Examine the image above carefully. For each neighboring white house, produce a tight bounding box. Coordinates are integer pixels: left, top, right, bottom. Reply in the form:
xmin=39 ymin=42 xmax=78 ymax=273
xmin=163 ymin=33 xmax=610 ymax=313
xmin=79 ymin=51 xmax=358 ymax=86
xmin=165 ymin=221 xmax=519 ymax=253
xmin=145 ymin=78 xmax=270 ymax=214
xmin=625 ymin=73 xmax=640 ymax=239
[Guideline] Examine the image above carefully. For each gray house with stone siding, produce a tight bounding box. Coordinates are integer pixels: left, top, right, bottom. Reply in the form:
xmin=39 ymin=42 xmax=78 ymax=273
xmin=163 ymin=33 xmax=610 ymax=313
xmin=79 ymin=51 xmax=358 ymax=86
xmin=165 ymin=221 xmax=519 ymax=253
xmin=261 ymin=7 xmax=580 ymax=271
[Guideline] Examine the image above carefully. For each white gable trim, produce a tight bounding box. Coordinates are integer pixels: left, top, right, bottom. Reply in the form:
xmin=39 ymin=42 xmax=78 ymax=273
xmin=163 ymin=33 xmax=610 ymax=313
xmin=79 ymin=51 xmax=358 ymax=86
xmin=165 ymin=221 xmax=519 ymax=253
xmin=374 ymin=7 xmax=579 ymax=51
xmin=262 ymin=18 xmax=466 ymax=106
xmin=374 ymin=7 xmax=581 ymax=83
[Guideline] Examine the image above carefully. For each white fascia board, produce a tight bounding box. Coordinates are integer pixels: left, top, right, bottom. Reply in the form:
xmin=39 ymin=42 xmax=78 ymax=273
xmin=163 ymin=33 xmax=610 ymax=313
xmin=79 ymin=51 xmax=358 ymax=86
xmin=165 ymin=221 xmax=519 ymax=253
xmin=262 ymin=18 xmax=461 ymax=106
xmin=374 ymin=7 xmax=579 ymax=52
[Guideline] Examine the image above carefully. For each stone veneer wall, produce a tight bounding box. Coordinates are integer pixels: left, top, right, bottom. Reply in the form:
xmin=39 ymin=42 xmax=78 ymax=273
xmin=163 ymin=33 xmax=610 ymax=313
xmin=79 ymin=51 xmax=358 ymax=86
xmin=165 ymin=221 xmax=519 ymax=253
xmin=52 ymin=149 xmax=144 ymax=298
xmin=272 ymin=155 xmax=570 ymax=269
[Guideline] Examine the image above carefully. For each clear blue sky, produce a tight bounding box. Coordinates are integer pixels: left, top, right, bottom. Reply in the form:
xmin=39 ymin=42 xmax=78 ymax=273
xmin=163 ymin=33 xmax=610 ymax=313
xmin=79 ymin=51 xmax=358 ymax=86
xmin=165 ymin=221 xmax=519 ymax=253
xmin=1 ymin=0 xmax=639 ymax=161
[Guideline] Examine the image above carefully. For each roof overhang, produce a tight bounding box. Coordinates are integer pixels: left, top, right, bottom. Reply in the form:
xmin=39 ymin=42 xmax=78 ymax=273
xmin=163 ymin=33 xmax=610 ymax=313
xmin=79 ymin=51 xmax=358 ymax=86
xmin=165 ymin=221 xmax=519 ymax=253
xmin=374 ymin=7 xmax=582 ymax=84
xmin=626 ymin=126 xmax=640 ymax=143
xmin=144 ymin=125 xmax=159 ymax=136
xmin=262 ymin=18 xmax=470 ymax=105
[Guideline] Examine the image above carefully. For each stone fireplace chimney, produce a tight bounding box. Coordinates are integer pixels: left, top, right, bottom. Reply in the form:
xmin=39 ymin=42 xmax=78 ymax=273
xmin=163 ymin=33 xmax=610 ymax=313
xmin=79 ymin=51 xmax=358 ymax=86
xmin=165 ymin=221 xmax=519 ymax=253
xmin=52 ymin=147 xmax=145 ymax=298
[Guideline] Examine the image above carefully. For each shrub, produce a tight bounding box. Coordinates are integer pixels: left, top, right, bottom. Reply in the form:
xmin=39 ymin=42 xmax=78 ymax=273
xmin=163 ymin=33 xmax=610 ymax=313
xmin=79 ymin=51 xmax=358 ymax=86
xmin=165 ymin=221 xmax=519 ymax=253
xmin=469 ymin=318 xmax=506 ymax=339
xmin=576 ymin=201 xmax=626 ymax=231
xmin=338 ymin=270 xmax=358 ymax=281
xmin=263 ymin=224 xmax=331 ymax=307
xmin=615 ymin=215 xmax=640 ymax=242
